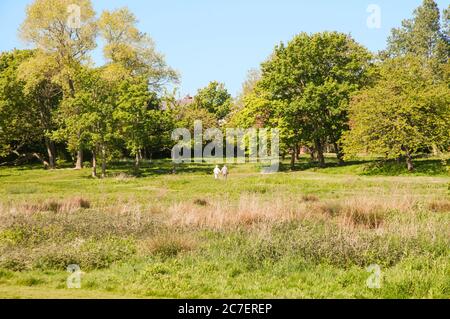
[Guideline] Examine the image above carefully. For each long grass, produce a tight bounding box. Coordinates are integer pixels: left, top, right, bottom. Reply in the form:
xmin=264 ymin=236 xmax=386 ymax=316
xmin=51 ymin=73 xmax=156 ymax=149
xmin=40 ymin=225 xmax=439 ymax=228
xmin=0 ymin=158 xmax=449 ymax=298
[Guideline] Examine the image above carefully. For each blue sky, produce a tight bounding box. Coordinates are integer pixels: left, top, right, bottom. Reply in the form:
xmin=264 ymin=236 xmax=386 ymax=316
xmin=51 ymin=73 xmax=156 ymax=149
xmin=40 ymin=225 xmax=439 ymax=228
xmin=0 ymin=0 xmax=448 ymax=97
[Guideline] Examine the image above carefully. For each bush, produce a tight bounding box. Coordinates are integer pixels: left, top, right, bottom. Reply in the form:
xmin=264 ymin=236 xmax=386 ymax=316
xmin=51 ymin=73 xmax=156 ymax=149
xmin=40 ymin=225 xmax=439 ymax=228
xmin=34 ymin=237 xmax=137 ymax=271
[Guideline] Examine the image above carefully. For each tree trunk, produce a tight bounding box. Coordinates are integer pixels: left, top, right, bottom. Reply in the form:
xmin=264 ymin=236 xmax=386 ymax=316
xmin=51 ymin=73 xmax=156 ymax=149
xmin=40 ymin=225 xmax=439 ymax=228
xmin=68 ymin=79 xmax=76 ymax=98
xmin=92 ymin=149 xmax=97 ymax=178
xmin=290 ymin=146 xmax=296 ymax=170
xmin=295 ymin=144 xmax=300 ymax=160
xmin=75 ymin=149 xmax=83 ymax=170
xmin=101 ymin=146 xmax=107 ymax=178
xmin=309 ymin=146 xmax=316 ymax=162
xmin=333 ymin=142 xmax=345 ymax=166
xmin=4 ymin=151 xmax=50 ymax=167
xmin=406 ymin=152 xmax=414 ymax=172
xmin=315 ymin=139 xmax=325 ymax=168
xmin=134 ymin=151 xmax=140 ymax=173
xmin=432 ymin=144 xmax=439 ymax=156
xmin=44 ymin=137 xmax=56 ymax=169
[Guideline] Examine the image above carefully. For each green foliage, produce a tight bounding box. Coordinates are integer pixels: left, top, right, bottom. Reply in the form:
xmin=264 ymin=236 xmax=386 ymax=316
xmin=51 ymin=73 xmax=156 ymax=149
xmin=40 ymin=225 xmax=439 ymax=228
xmin=255 ymin=32 xmax=374 ymax=165
xmin=0 ymin=49 xmax=61 ymax=166
xmin=114 ymin=77 xmax=174 ymax=168
xmin=0 ymin=160 xmax=448 ymax=297
xmin=0 ymin=50 xmax=35 ymax=157
xmin=98 ymin=7 xmax=178 ymax=89
xmin=385 ymin=0 xmax=448 ymax=64
xmin=342 ymin=56 xmax=450 ymax=170
xmin=192 ymin=81 xmax=232 ymax=120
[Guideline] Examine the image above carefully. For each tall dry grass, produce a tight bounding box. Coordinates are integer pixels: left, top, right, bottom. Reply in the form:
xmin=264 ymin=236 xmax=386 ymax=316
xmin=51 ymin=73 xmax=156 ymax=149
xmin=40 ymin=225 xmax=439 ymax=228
xmin=0 ymin=194 xmax=448 ymax=270
xmin=167 ymin=194 xmax=420 ymax=230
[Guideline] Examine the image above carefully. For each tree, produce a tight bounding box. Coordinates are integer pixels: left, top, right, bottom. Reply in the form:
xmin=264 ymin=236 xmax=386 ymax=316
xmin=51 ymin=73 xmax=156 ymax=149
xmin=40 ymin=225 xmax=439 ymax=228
xmin=114 ymin=77 xmax=166 ymax=172
xmin=258 ymin=32 xmax=373 ymax=167
xmin=342 ymin=56 xmax=450 ymax=171
xmin=0 ymin=50 xmax=61 ymax=168
xmin=19 ymin=0 xmax=98 ymax=169
xmin=233 ymin=69 xmax=261 ymax=111
xmin=17 ymin=51 xmax=63 ymax=169
xmin=175 ymin=106 xmax=217 ymax=134
xmin=385 ymin=0 xmax=449 ymax=77
xmin=192 ymin=81 xmax=232 ymax=121
xmin=54 ymin=67 xmax=117 ymax=177
xmin=98 ymin=7 xmax=178 ymax=89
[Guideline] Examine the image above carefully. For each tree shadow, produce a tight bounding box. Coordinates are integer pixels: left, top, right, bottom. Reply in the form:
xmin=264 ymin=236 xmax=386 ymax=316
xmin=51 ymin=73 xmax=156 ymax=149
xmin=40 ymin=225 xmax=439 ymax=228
xmin=361 ymin=159 xmax=448 ymax=176
xmin=109 ymin=159 xmax=216 ymax=177
xmin=279 ymin=158 xmax=372 ymax=172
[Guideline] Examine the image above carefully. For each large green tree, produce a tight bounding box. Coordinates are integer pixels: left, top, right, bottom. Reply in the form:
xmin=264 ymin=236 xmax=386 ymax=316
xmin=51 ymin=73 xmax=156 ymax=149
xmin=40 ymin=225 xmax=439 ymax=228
xmin=0 ymin=50 xmax=61 ymax=168
xmin=54 ymin=67 xmax=117 ymax=177
xmin=98 ymin=7 xmax=178 ymax=89
xmin=384 ymin=0 xmax=449 ymax=77
xmin=342 ymin=56 xmax=450 ymax=171
xmin=114 ymin=77 xmax=173 ymax=171
xmin=258 ymin=32 xmax=373 ymax=167
xmin=19 ymin=0 xmax=98 ymax=168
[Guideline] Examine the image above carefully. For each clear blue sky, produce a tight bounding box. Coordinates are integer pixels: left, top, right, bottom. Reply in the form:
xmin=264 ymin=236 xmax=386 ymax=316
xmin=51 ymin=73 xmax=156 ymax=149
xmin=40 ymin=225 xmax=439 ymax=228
xmin=0 ymin=0 xmax=448 ymax=97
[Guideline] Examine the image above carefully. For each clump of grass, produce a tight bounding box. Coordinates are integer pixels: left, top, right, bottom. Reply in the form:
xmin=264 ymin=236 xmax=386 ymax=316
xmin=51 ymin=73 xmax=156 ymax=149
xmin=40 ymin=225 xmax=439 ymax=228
xmin=193 ymin=199 xmax=208 ymax=206
xmin=226 ymin=213 xmax=449 ymax=269
xmin=246 ymin=185 xmax=268 ymax=194
xmin=428 ymin=199 xmax=450 ymax=212
xmin=16 ymin=275 xmax=45 ymax=287
xmin=23 ymin=197 xmax=90 ymax=213
xmin=139 ymin=233 xmax=197 ymax=259
xmin=309 ymin=196 xmax=415 ymax=229
xmin=171 ymin=194 xmax=409 ymax=230
xmin=301 ymin=194 xmax=319 ymax=202
xmin=169 ymin=194 xmax=309 ymax=230
xmin=311 ymin=201 xmax=342 ymax=216
xmin=7 ymin=237 xmax=138 ymax=271
xmin=7 ymin=185 xmax=38 ymax=194
xmin=0 ymin=251 xmax=28 ymax=271
xmin=113 ymin=172 xmax=135 ymax=181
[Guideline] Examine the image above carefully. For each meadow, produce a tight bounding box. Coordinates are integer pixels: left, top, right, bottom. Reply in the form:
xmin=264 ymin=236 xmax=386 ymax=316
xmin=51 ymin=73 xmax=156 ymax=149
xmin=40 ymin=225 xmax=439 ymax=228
xmin=0 ymin=156 xmax=449 ymax=298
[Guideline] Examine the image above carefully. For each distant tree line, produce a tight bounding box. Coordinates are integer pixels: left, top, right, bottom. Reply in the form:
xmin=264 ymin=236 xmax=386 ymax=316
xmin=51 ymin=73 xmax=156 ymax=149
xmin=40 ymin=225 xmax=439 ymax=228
xmin=0 ymin=0 xmax=449 ymax=175
xmin=0 ymin=1 xmax=240 ymax=177
xmin=229 ymin=0 xmax=449 ymax=171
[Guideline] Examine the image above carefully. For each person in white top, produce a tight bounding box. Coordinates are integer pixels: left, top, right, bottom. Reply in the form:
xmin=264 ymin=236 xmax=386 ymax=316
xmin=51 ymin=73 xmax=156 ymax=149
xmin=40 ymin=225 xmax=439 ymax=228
xmin=221 ymin=165 xmax=228 ymax=180
xmin=213 ymin=165 xmax=221 ymax=179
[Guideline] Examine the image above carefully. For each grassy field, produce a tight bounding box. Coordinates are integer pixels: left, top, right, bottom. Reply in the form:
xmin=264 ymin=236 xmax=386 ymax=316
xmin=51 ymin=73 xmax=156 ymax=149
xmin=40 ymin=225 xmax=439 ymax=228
xmin=0 ymin=156 xmax=449 ymax=298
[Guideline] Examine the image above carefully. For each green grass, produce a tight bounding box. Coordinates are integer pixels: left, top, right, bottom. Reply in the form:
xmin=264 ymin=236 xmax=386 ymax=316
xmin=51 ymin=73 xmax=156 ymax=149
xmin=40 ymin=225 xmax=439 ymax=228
xmin=0 ymin=156 xmax=449 ymax=298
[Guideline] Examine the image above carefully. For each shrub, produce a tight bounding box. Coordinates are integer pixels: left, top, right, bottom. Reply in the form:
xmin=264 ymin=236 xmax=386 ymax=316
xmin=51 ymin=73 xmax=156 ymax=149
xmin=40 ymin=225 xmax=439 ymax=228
xmin=32 ymin=237 xmax=136 ymax=271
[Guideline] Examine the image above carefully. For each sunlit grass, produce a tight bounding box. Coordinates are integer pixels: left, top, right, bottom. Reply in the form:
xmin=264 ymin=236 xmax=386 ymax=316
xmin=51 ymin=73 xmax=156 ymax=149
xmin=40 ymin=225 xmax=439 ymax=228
xmin=0 ymin=156 xmax=448 ymax=298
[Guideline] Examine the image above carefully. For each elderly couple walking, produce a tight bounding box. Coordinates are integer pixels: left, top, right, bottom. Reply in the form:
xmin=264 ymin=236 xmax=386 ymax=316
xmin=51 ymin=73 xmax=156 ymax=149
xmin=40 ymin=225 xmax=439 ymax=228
xmin=213 ymin=165 xmax=228 ymax=180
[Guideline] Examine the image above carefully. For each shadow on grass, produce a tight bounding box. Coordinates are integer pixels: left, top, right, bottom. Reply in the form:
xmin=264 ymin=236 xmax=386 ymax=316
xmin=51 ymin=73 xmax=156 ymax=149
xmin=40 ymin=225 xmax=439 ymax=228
xmin=109 ymin=160 xmax=214 ymax=177
xmin=3 ymin=157 xmax=448 ymax=178
xmin=279 ymin=158 xmax=372 ymax=172
xmin=361 ymin=159 xmax=449 ymax=176
xmin=279 ymin=157 xmax=448 ymax=177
